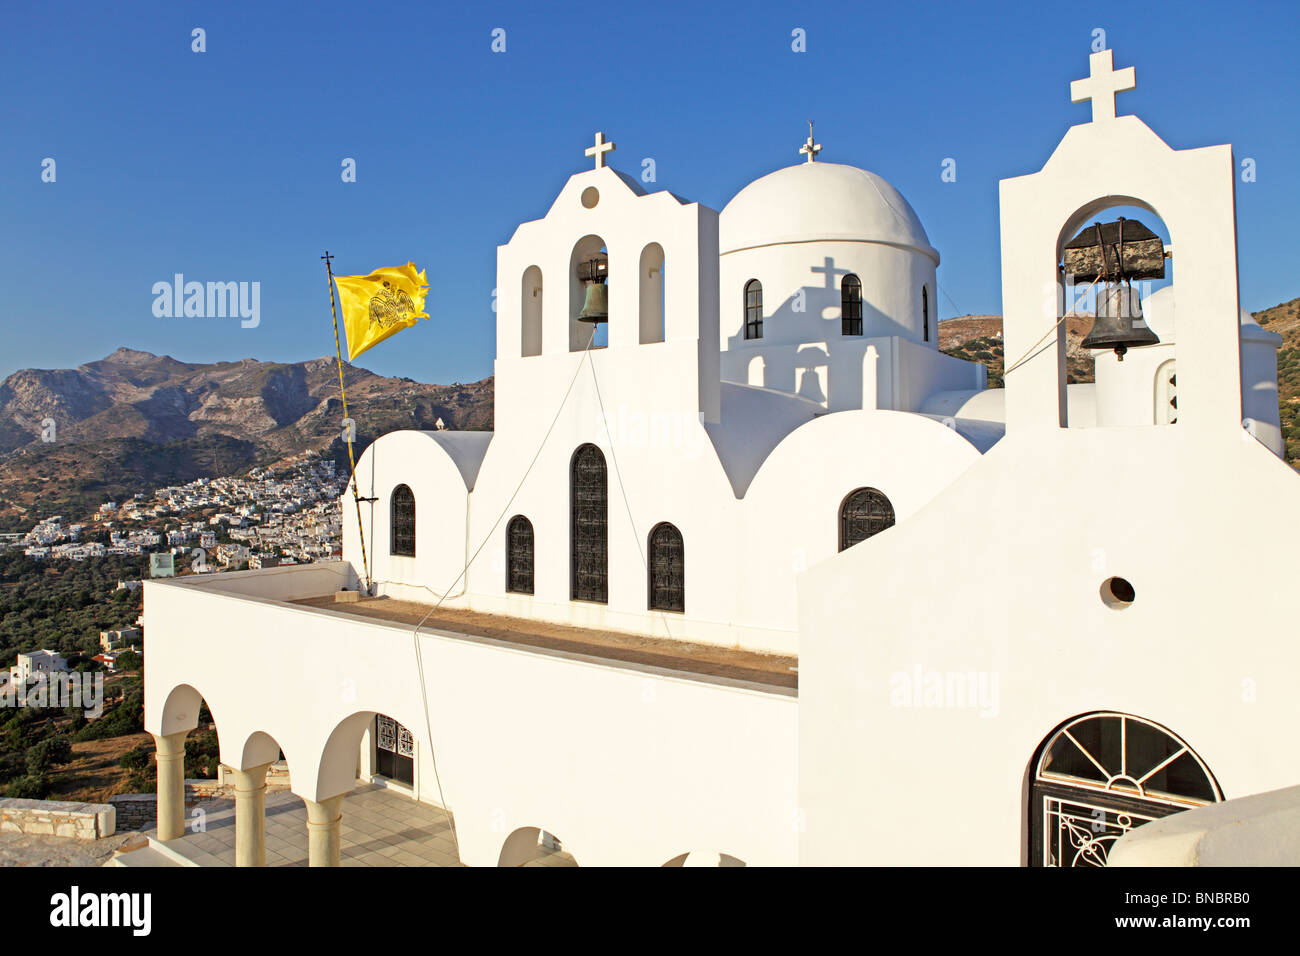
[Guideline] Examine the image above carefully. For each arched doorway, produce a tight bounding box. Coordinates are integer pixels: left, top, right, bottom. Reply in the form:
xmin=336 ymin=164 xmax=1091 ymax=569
xmin=838 ymin=487 xmax=895 ymax=551
xmin=1028 ymin=712 xmax=1221 ymax=867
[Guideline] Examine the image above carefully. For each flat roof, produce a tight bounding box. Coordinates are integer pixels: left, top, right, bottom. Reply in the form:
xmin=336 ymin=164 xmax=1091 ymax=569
xmin=291 ymin=596 xmax=798 ymax=691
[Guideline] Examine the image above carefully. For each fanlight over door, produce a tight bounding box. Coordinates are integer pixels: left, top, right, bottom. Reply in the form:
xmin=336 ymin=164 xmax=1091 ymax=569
xmin=1029 ymin=712 xmax=1221 ymax=867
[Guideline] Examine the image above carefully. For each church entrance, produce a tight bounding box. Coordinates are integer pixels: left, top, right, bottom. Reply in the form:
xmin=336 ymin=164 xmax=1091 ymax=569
xmin=1028 ymin=712 xmax=1220 ymax=867
xmin=374 ymin=714 xmax=414 ymax=786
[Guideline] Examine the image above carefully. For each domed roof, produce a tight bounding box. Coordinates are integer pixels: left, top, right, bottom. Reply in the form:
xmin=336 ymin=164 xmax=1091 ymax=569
xmin=719 ymin=162 xmax=938 ymax=263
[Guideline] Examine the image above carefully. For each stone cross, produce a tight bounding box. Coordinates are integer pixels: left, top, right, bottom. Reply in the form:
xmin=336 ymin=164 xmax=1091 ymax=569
xmin=1070 ymin=50 xmax=1136 ymax=123
xmin=799 ymin=121 xmax=822 ymax=163
xmin=585 ymin=131 xmax=616 ymax=169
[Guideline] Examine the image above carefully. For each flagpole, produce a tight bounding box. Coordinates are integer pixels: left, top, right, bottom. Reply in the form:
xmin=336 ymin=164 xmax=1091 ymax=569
xmin=322 ymin=251 xmax=373 ymax=594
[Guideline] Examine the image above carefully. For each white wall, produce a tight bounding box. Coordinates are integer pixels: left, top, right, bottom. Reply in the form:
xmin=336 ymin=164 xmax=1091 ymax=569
xmin=143 ymin=573 xmax=798 ymax=866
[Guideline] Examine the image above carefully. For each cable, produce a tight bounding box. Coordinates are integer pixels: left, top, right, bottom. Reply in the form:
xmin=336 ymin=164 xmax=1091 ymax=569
xmin=404 ymin=325 xmax=598 ymax=860
xmin=1002 ymin=276 xmax=1102 ymax=377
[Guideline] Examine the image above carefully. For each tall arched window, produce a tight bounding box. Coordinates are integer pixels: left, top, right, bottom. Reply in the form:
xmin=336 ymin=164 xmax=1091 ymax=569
xmin=390 ymin=484 xmax=416 ymax=557
xmin=922 ymin=286 xmax=930 ymax=342
xmin=570 ymin=444 xmax=608 ymax=603
xmin=744 ymin=280 xmax=763 ymax=340
xmin=838 ymin=487 xmax=895 ymax=551
xmin=1029 ymin=712 xmax=1221 ymax=867
xmin=648 ymin=522 xmax=684 ymax=612
xmin=841 ymin=274 xmax=863 ymax=336
xmin=506 ymin=515 xmax=534 ymax=594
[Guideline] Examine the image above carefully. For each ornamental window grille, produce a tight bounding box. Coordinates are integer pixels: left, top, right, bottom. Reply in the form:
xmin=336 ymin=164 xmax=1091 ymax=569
xmin=390 ymin=484 xmax=416 ymax=557
xmin=648 ymin=522 xmax=684 ymax=612
xmin=841 ymin=274 xmax=863 ymax=336
xmin=838 ymin=487 xmax=895 ymax=551
xmin=744 ymin=280 xmax=763 ymax=340
xmin=1029 ymin=712 xmax=1221 ymax=867
xmin=506 ymin=515 xmax=534 ymax=595
xmin=922 ymin=286 xmax=930 ymax=342
xmin=570 ymin=444 xmax=608 ymax=603
xmin=374 ymin=714 xmax=415 ymax=785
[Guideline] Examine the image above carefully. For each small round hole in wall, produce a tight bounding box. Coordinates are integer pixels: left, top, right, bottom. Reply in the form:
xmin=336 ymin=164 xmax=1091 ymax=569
xmin=581 ymin=187 xmax=600 ymax=209
xmin=1100 ymin=576 xmax=1135 ymax=609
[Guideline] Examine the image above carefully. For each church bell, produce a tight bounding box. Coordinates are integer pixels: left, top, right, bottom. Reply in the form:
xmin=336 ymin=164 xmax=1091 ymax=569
xmin=1063 ymin=217 xmax=1166 ymax=360
xmin=576 ymin=255 xmax=609 ymax=324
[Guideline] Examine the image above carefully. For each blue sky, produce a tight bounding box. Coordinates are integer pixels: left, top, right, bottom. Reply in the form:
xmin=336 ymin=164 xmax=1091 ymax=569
xmin=2 ymin=0 xmax=1296 ymax=384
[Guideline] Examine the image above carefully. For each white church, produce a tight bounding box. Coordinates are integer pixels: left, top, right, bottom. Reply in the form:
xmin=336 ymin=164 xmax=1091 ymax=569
xmin=142 ymin=50 xmax=1300 ymax=867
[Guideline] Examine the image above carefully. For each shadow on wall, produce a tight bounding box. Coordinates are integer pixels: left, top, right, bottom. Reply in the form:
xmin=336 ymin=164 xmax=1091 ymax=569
xmin=724 ymin=256 xmax=918 ymax=407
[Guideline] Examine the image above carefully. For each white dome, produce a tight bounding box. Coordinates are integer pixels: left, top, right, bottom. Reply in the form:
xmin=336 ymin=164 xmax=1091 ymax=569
xmin=719 ymin=162 xmax=938 ymax=263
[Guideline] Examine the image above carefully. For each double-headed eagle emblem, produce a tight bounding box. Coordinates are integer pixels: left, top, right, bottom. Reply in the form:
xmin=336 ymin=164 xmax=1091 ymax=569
xmin=368 ymin=280 xmax=418 ymax=330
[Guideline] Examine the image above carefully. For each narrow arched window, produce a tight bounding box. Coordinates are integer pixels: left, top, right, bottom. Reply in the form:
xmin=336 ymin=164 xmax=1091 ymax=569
xmin=744 ymin=280 xmax=763 ymax=340
xmin=571 ymin=444 xmax=608 ymax=603
xmin=506 ymin=515 xmax=534 ymax=594
xmin=521 ymin=265 xmax=543 ymax=357
xmin=922 ymin=286 xmax=930 ymax=342
xmin=648 ymin=522 xmax=684 ymax=612
xmin=838 ymin=487 xmax=895 ymax=551
xmin=841 ymin=274 xmax=863 ymax=336
xmin=390 ymin=484 xmax=416 ymax=557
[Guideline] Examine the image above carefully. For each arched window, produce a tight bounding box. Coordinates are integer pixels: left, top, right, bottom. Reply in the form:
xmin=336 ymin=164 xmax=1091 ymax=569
xmin=570 ymin=444 xmax=607 ymax=603
xmin=744 ymin=280 xmax=763 ymax=340
xmin=506 ymin=515 xmax=534 ymax=594
xmin=390 ymin=484 xmax=416 ymax=557
xmin=521 ymin=265 xmax=543 ymax=357
xmin=841 ymin=274 xmax=863 ymax=336
xmin=639 ymin=243 xmax=665 ymax=344
xmin=1029 ymin=712 xmax=1221 ymax=867
xmin=922 ymin=286 xmax=930 ymax=342
xmin=838 ymin=487 xmax=895 ymax=551
xmin=648 ymin=522 xmax=684 ymax=612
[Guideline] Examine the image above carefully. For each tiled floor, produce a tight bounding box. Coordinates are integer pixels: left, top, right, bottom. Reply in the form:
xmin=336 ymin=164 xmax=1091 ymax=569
xmin=153 ymin=784 xmax=575 ymax=867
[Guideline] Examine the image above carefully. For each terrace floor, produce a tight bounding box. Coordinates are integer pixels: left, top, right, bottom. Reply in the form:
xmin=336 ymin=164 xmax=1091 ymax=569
xmin=292 ymin=596 xmax=799 ymax=691
xmin=129 ymin=784 xmax=575 ymax=867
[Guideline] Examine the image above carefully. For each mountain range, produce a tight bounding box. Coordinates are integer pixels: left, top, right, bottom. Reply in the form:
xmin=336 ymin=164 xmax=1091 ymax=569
xmin=0 ymin=349 xmax=492 ymax=531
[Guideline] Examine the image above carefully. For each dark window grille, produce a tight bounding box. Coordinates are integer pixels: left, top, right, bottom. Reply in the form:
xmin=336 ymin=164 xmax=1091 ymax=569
xmin=390 ymin=484 xmax=416 ymax=557
xmin=648 ymin=522 xmax=684 ymax=612
xmin=506 ymin=515 xmax=534 ymax=594
xmin=374 ymin=714 xmax=414 ymax=785
xmin=570 ymin=444 xmax=608 ymax=603
xmin=841 ymin=274 xmax=863 ymax=336
xmin=744 ymin=279 xmax=763 ymax=340
xmin=838 ymin=487 xmax=895 ymax=551
xmin=922 ymin=286 xmax=929 ymax=342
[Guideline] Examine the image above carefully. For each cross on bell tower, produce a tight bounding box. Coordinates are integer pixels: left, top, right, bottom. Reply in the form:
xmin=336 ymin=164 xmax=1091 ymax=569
xmin=799 ymin=121 xmax=822 ymax=163
xmin=585 ymin=131 xmax=616 ymax=169
xmin=1070 ymin=49 xmax=1136 ymax=123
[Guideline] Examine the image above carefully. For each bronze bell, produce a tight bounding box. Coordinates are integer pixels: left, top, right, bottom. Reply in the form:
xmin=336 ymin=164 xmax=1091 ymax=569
xmin=1064 ymin=217 xmax=1165 ymax=360
xmin=576 ymin=255 xmax=608 ymax=323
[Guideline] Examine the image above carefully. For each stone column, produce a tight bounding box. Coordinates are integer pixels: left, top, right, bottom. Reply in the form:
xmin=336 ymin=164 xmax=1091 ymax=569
xmin=232 ymin=763 xmax=272 ymax=867
xmin=153 ymin=731 xmax=188 ymax=841
xmin=304 ymin=795 xmax=345 ymax=867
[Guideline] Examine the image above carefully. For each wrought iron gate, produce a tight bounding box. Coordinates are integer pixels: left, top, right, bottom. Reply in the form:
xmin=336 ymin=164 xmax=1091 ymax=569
xmin=374 ymin=714 xmax=414 ymax=785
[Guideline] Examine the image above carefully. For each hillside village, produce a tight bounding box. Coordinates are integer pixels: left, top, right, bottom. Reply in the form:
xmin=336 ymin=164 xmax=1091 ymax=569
xmin=0 ymin=453 xmax=347 ymax=572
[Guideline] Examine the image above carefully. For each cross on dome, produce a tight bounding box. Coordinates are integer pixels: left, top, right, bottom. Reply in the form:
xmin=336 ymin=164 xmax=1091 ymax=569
xmin=1070 ymin=49 xmax=1136 ymax=123
xmin=799 ymin=121 xmax=822 ymax=163
xmin=585 ymin=131 xmax=616 ymax=169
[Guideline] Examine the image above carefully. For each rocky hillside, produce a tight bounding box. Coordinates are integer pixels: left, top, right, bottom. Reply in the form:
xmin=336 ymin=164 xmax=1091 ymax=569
xmin=0 ymin=349 xmax=493 ymax=530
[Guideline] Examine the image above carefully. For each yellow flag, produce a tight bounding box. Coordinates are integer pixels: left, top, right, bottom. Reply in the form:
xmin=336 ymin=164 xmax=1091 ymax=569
xmin=332 ymin=262 xmax=430 ymax=361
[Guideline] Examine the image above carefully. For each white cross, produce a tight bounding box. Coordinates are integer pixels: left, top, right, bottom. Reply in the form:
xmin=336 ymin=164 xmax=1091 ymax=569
xmin=585 ymin=131 xmax=616 ymax=169
xmin=799 ymin=121 xmax=821 ymax=163
xmin=1070 ymin=49 xmax=1136 ymax=123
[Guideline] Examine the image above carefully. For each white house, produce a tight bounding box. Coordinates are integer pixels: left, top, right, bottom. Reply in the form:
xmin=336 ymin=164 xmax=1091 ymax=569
xmin=142 ymin=51 xmax=1299 ymax=867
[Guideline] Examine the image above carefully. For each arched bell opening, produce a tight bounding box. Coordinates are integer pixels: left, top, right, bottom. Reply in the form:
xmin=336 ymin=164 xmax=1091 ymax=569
xmin=1053 ymin=200 xmax=1177 ymax=428
xmin=569 ymin=234 xmax=609 ymax=351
